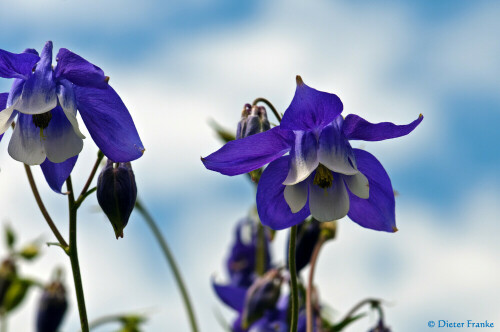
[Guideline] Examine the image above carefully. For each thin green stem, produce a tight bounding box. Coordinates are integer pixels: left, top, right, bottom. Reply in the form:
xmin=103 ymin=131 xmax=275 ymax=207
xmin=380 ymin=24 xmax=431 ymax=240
xmin=75 ymin=151 xmax=104 ymax=208
xmin=288 ymin=225 xmax=299 ymax=332
xmin=339 ymin=298 xmax=381 ymax=324
xmin=135 ymin=200 xmax=199 ymax=332
xmin=255 ymin=223 xmax=266 ymax=276
xmin=23 ymin=164 xmax=69 ymax=250
xmin=66 ymin=176 xmax=89 ymax=332
xmin=306 ymin=237 xmax=325 ymax=332
xmin=252 ymin=97 xmax=281 ymax=122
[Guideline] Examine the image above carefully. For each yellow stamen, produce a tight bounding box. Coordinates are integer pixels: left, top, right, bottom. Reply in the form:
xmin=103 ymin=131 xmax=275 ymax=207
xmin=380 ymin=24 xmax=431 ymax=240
xmin=313 ymin=164 xmax=333 ymax=189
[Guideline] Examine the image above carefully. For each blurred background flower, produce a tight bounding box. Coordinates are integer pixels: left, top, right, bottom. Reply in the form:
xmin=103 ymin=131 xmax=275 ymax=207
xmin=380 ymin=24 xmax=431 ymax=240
xmin=0 ymin=0 xmax=499 ymax=330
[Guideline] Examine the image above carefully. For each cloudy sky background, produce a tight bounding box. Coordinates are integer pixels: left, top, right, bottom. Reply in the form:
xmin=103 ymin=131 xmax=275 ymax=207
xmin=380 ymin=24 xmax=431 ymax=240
xmin=0 ymin=0 xmax=499 ymax=331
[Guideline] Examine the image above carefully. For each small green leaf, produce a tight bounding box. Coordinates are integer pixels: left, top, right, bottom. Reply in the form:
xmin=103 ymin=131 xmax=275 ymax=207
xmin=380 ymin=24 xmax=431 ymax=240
xmin=3 ymin=278 xmax=33 ymax=312
xmin=209 ymin=119 xmax=235 ymax=143
xmin=4 ymin=225 xmax=16 ymax=250
xmin=330 ymin=313 xmax=366 ymax=331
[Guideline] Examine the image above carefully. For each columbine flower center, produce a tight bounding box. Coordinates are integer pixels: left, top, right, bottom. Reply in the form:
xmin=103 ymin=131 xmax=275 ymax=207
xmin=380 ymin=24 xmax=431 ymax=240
xmin=313 ymin=164 xmax=333 ymax=189
xmin=32 ymin=111 xmax=52 ymax=130
xmin=32 ymin=111 xmax=53 ymax=140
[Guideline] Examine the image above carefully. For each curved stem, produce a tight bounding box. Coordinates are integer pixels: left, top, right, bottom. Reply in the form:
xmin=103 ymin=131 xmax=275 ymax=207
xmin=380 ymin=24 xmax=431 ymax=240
xmin=75 ymin=151 xmax=104 ymax=208
xmin=288 ymin=225 xmax=299 ymax=332
xmin=135 ymin=200 xmax=199 ymax=332
xmin=252 ymin=97 xmax=281 ymax=122
xmin=23 ymin=164 xmax=69 ymax=250
xmin=66 ymin=177 xmax=89 ymax=332
xmin=339 ymin=298 xmax=381 ymax=324
xmin=306 ymin=237 xmax=326 ymax=332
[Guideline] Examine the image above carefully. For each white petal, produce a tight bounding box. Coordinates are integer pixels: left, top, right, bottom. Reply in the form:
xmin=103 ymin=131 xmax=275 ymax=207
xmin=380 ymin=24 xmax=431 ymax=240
xmin=309 ymin=175 xmax=349 ymax=222
xmin=43 ymin=107 xmax=83 ymax=163
xmin=8 ymin=114 xmax=46 ymax=165
xmin=57 ymin=81 xmax=85 ymax=139
xmin=0 ymin=106 xmax=17 ymax=135
xmin=318 ymin=122 xmax=358 ymax=175
xmin=343 ymin=171 xmax=369 ymax=199
xmin=284 ymin=180 xmax=308 ymax=213
xmin=283 ymin=130 xmax=319 ymax=185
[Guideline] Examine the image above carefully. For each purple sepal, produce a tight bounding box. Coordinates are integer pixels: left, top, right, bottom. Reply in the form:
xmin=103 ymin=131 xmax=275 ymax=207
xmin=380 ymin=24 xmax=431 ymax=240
xmin=40 ymin=156 xmax=78 ymax=194
xmin=202 ymin=127 xmax=292 ymax=176
xmin=257 ymin=156 xmax=310 ymax=230
xmin=343 ymin=113 xmax=423 ymax=141
xmin=347 ymin=149 xmax=396 ymax=232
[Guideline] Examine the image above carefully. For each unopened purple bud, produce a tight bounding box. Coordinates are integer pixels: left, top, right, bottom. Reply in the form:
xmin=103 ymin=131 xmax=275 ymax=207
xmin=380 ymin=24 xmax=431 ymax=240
xmin=287 ymin=219 xmax=321 ymax=273
xmin=236 ymin=104 xmax=271 ymax=139
xmin=36 ymin=281 xmax=68 ymax=332
xmin=241 ymin=269 xmax=282 ymax=329
xmin=97 ymin=159 xmax=137 ymax=239
xmin=369 ymin=320 xmax=391 ymax=332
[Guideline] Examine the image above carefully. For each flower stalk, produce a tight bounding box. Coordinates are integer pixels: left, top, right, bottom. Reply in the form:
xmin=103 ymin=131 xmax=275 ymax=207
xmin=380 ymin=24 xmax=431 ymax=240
xmin=135 ymin=200 xmax=199 ymax=332
xmin=66 ymin=176 xmax=89 ymax=332
xmin=288 ymin=225 xmax=299 ymax=332
xmin=306 ymin=237 xmax=326 ymax=332
xmin=23 ymin=164 xmax=69 ymax=251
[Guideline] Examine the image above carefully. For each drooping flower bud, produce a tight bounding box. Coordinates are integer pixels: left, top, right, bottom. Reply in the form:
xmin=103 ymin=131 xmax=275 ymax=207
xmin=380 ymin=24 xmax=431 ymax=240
xmin=97 ymin=160 xmax=137 ymax=239
xmin=36 ymin=281 xmax=68 ymax=332
xmin=0 ymin=259 xmax=16 ymax=306
xmin=368 ymin=319 xmax=391 ymax=332
xmin=286 ymin=219 xmax=321 ymax=273
xmin=236 ymin=104 xmax=271 ymax=139
xmin=241 ymin=269 xmax=282 ymax=329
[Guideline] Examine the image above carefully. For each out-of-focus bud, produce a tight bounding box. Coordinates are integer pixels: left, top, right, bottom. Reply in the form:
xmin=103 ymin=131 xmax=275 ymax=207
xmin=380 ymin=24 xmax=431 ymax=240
xmin=97 ymin=160 xmax=137 ymax=239
xmin=0 ymin=259 xmax=16 ymax=306
xmin=320 ymin=220 xmax=337 ymax=241
xmin=368 ymin=319 xmax=391 ymax=332
xmin=287 ymin=219 xmax=321 ymax=273
xmin=241 ymin=269 xmax=282 ymax=329
xmin=236 ymin=104 xmax=271 ymax=139
xmin=118 ymin=315 xmax=146 ymax=332
xmin=36 ymin=281 xmax=68 ymax=332
xmin=19 ymin=243 xmax=40 ymax=260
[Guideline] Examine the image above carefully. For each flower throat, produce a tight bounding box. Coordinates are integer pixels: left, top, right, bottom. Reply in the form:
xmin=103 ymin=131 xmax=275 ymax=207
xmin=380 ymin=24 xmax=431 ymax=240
xmin=313 ymin=164 xmax=333 ymax=189
xmin=32 ymin=111 xmax=52 ymax=139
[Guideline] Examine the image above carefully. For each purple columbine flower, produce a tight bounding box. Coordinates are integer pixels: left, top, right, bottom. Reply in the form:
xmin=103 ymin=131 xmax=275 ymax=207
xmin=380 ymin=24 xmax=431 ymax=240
xmin=0 ymin=41 xmax=143 ymax=192
xmin=202 ymin=76 xmax=423 ymax=232
xmin=225 ymin=218 xmax=271 ymax=288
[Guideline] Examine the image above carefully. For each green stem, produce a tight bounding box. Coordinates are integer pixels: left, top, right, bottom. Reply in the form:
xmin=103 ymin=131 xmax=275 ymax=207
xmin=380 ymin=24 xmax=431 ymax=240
xmin=23 ymin=164 xmax=69 ymax=250
xmin=135 ymin=200 xmax=199 ymax=332
xmin=252 ymin=97 xmax=281 ymax=122
xmin=255 ymin=223 xmax=266 ymax=276
xmin=66 ymin=176 xmax=89 ymax=332
xmin=288 ymin=225 xmax=299 ymax=332
xmin=306 ymin=237 xmax=325 ymax=332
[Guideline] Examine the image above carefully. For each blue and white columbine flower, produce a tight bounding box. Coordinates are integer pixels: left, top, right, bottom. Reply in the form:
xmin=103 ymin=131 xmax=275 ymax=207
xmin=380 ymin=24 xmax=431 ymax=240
xmin=202 ymin=76 xmax=422 ymax=232
xmin=0 ymin=41 xmax=143 ymax=193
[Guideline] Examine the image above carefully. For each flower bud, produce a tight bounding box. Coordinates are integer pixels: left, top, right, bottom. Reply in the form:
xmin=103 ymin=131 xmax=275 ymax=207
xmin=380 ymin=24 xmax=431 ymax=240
xmin=97 ymin=160 xmax=137 ymax=239
xmin=287 ymin=219 xmax=321 ymax=273
xmin=36 ymin=281 xmax=68 ymax=332
xmin=236 ymin=104 xmax=271 ymax=139
xmin=368 ymin=320 xmax=391 ymax=332
xmin=0 ymin=259 xmax=16 ymax=306
xmin=241 ymin=269 xmax=282 ymax=329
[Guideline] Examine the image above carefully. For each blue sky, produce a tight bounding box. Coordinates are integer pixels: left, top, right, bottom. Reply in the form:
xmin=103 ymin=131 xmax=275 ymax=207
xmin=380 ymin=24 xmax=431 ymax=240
xmin=0 ymin=0 xmax=499 ymax=331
